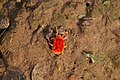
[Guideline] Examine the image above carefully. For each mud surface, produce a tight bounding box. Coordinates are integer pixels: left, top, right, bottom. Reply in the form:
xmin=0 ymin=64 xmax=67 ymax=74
xmin=0 ymin=0 xmax=120 ymax=80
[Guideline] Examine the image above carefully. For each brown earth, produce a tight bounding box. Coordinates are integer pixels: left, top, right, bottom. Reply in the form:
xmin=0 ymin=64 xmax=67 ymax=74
xmin=0 ymin=0 xmax=120 ymax=80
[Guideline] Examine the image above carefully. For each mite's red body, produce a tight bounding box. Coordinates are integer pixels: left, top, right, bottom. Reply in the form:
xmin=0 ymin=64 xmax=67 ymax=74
xmin=51 ymin=35 xmax=64 ymax=54
xmin=47 ymin=27 xmax=68 ymax=55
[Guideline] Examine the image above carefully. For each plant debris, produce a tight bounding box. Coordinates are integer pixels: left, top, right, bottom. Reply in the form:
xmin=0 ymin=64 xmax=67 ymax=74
xmin=82 ymin=50 xmax=100 ymax=64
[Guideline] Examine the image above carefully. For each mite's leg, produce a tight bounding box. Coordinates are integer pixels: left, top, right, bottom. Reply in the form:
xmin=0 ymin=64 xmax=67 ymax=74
xmin=48 ymin=42 xmax=53 ymax=46
xmin=56 ymin=26 xmax=58 ymax=36
xmin=62 ymin=32 xmax=68 ymax=38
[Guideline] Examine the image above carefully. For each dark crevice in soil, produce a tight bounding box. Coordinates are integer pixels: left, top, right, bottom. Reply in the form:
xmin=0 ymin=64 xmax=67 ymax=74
xmin=27 ymin=14 xmax=34 ymax=29
xmin=101 ymin=11 xmax=111 ymax=26
xmin=30 ymin=25 xmax=42 ymax=44
xmin=85 ymin=0 xmax=94 ymax=18
xmin=0 ymin=26 xmax=10 ymax=44
xmin=86 ymin=2 xmax=90 ymax=7
xmin=0 ymin=29 xmax=7 ymax=42
xmin=77 ymin=0 xmax=95 ymax=33
xmin=30 ymin=64 xmax=37 ymax=80
xmin=0 ymin=52 xmax=3 ymax=59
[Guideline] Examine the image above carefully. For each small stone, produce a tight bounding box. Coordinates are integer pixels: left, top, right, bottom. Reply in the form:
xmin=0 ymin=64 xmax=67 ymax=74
xmin=2 ymin=68 xmax=25 ymax=80
xmin=32 ymin=63 xmax=51 ymax=80
xmin=16 ymin=0 xmax=21 ymax=3
xmin=68 ymin=75 xmax=78 ymax=80
xmin=0 ymin=17 xmax=9 ymax=29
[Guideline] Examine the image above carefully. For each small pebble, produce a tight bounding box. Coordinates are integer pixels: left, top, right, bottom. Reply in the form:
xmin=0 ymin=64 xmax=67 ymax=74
xmin=0 ymin=17 xmax=9 ymax=29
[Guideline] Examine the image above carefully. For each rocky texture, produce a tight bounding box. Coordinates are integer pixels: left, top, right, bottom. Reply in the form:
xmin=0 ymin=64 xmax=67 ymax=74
xmin=0 ymin=0 xmax=120 ymax=80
